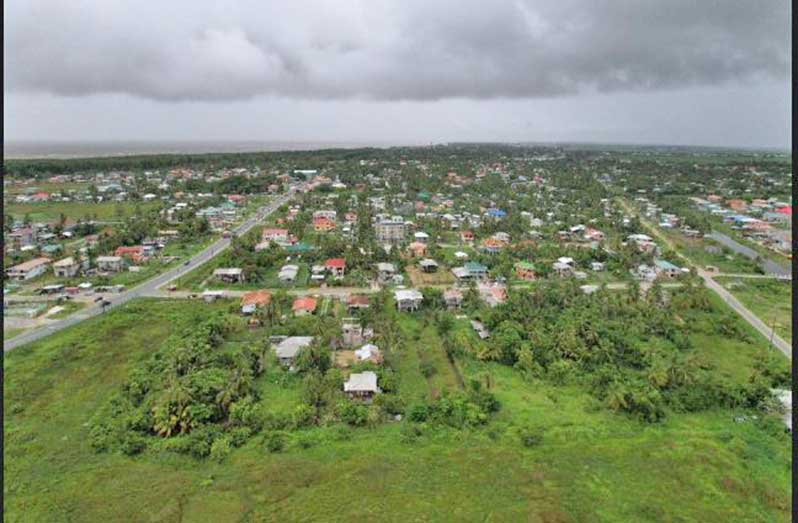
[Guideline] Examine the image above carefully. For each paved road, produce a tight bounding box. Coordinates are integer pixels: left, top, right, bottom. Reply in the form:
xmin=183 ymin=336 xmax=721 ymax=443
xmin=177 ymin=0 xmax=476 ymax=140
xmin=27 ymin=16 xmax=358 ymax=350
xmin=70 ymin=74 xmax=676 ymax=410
xmin=618 ymin=198 xmax=791 ymax=358
xmin=4 ymin=191 xmax=296 ymax=352
xmin=713 ymin=273 xmax=792 ymax=280
xmin=707 ymin=232 xmax=790 ymax=277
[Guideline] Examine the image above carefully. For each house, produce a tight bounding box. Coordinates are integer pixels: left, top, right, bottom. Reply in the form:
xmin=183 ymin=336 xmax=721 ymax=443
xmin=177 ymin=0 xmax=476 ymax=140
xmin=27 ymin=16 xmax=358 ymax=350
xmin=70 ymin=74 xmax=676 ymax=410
xmin=325 ymin=258 xmax=346 ymax=279
xmin=584 ymin=228 xmax=605 ymax=242
xmin=202 ymin=290 xmax=225 ymax=302
xmin=452 ymin=261 xmax=488 ymax=284
xmin=342 ymin=321 xmax=373 ymax=346
xmin=460 ymin=230 xmax=475 ymax=243
xmin=374 ymin=216 xmax=406 ymax=243
xmin=274 ymin=336 xmax=314 ymax=368
xmin=375 ymin=262 xmax=397 ymax=283
xmin=727 ymin=199 xmax=748 ymax=212
xmin=96 ymin=255 xmax=125 ymax=272
xmin=241 ymin=290 xmax=272 ymax=314
xmin=395 ymin=289 xmax=423 ymax=311
xmin=292 ymin=297 xmax=318 ymax=316
xmin=419 ymin=258 xmax=439 ymax=273
xmin=407 ymin=241 xmax=427 ymax=257
xmin=213 ymin=268 xmax=244 ymax=283
xmin=479 ymin=282 xmax=507 ymax=307
xmin=278 ymin=264 xmax=300 ymax=282
xmin=471 ymin=320 xmax=490 ymax=339
xmin=313 ymin=217 xmax=336 ymax=232
xmin=514 ymin=261 xmax=536 ymax=281
xmin=344 ymin=371 xmax=381 ymax=400
xmin=115 ymin=246 xmax=147 ymax=264
xmin=552 ymin=261 xmax=573 ymax=277
xmin=480 ymin=237 xmax=506 ymax=254
xmin=256 ymin=228 xmax=291 ymax=250
xmin=414 ymin=231 xmax=430 ymax=244
xmin=347 ymin=294 xmax=371 ymax=313
xmin=633 ymin=264 xmax=658 ymax=282
xmin=444 ymin=288 xmax=463 ymax=309
xmin=6 ymin=257 xmax=51 ymax=281
xmin=590 ymin=261 xmax=605 ymax=272
xmin=7 ymin=227 xmax=36 ymax=250
xmin=354 ymin=344 xmax=383 ymax=364
xmin=654 ymin=259 xmax=683 ymax=279
xmin=53 ymin=256 xmax=80 ymax=278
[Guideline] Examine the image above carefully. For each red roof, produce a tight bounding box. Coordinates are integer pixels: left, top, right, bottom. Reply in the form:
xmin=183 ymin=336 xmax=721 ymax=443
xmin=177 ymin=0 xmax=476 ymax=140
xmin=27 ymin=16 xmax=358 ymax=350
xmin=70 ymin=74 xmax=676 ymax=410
xmin=115 ymin=246 xmax=143 ymax=256
xmin=777 ymin=206 xmax=792 ymax=215
xmin=292 ymin=297 xmax=317 ymax=312
xmin=326 ymin=258 xmax=346 ymax=269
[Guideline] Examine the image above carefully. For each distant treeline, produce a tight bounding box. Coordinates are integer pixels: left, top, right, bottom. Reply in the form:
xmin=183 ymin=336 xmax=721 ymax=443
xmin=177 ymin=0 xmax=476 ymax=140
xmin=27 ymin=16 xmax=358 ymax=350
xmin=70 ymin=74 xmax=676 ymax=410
xmin=2 ymin=148 xmax=392 ymax=178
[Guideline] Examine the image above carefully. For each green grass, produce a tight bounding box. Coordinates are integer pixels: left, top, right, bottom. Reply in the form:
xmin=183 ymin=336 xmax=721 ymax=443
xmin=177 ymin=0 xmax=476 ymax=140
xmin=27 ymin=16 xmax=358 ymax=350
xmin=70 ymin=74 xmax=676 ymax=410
xmin=715 ymin=277 xmax=792 ymax=343
xmin=6 ymin=201 xmax=160 ymax=222
xmin=3 ymin=298 xmax=790 ymax=522
xmin=4 ymin=327 xmax=26 ymax=339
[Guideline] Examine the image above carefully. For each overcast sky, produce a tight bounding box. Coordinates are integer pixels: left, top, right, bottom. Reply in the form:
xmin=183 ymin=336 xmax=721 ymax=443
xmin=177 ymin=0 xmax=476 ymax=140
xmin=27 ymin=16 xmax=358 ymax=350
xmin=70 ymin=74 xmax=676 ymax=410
xmin=4 ymin=1 xmax=790 ymax=149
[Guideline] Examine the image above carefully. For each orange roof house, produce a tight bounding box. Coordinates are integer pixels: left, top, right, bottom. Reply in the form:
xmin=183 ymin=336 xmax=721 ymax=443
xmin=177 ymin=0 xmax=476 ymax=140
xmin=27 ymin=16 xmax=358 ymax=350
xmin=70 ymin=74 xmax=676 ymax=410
xmin=292 ymin=297 xmax=318 ymax=316
xmin=241 ymin=290 xmax=272 ymax=307
xmin=313 ymin=217 xmax=336 ymax=232
xmin=407 ymin=241 xmax=427 ymax=257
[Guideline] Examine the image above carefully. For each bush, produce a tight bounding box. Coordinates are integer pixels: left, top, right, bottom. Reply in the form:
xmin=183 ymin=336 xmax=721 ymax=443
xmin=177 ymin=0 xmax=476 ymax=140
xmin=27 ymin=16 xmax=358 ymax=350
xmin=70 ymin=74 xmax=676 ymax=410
xmin=374 ymin=394 xmax=405 ymax=416
xmin=408 ymin=403 xmax=430 ymax=422
xmin=209 ymin=437 xmax=232 ymax=462
xmin=419 ymin=360 xmax=437 ymax=378
xmin=519 ymin=426 xmax=545 ymax=448
xmin=228 ymin=427 xmax=253 ymax=448
xmin=120 ymin=433 xmax=148 ymax=455
xmin=292 ymin=404 xmax=316 ymax=428
xmin=400 ymin=423 xmax=423 ymax=444
xmin=339 ymin=402 xmax=369 ymax=426
xmin=263 ymin=431 xmax=286 ymax=453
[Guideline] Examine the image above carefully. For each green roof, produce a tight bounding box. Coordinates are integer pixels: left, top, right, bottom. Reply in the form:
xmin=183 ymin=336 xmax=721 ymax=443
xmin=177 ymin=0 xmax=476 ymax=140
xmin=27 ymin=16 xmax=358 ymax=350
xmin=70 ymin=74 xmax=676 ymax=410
xmin=464 ymin=261 xmax=487 ymax=273
xmin=285 ymin=241 xmax=314 ymax=253
xmin=514 ymin=261 xmax=536 ymax=270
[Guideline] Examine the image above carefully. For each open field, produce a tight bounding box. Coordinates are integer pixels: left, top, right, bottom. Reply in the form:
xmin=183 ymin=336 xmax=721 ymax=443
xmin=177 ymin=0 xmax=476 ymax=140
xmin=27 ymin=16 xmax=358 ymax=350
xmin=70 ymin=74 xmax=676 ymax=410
xmin=5 ymin=201 xmax=161 ymax=222
xmin=715 ymin=277 xmax=792 ymax=344
xmin=3 ymin=296 xmax=789 ymax=522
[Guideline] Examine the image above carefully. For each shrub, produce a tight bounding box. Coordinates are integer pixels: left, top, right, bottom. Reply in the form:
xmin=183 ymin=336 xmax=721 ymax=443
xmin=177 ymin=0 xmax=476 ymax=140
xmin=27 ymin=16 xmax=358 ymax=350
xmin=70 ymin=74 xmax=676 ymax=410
xmin=120 ymin=433 xmax=148 ymax=455
xmin=374 ymin=394 xmax=405 ymax=416
xmin=519 ymin=426 xmax=545 ymax=448
xmin=263 ymin=431 xmax=286 ymax=453
xmin=339 ymin=402 xmax=369 ymax=427
xmin=209 ymin=437 xmax=232 ymax=463
xmin=419 ymin=360 xmax=437 ymax=378
xmin=408 ymin=403 xmax=430 ymax=422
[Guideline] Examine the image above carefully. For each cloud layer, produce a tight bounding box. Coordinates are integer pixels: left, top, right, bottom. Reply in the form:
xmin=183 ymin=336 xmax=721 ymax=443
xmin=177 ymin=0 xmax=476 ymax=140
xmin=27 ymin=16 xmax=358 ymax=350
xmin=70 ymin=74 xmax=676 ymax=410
xmin=5 ymin=1 xmax=790 ymax=102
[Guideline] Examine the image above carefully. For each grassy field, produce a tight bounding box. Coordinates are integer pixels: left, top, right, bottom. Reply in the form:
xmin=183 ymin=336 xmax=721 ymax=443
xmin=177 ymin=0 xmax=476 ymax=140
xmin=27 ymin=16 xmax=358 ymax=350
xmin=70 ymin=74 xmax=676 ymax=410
xmin=3 ymin=298 xmax=790 ymax=522
xmin=715 ymin=277 xmax=792 ymax=343
xmin=5 ymin=201 xmax=160 ymax=222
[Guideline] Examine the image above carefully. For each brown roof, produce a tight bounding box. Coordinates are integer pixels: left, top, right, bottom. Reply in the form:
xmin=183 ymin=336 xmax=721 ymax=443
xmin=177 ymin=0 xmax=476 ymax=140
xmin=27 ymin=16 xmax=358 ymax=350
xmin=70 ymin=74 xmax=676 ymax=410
xmin=347 ymin=294 xmax=370 ymax=307
xmin=241 ymin=290 xmax=272 ymax=307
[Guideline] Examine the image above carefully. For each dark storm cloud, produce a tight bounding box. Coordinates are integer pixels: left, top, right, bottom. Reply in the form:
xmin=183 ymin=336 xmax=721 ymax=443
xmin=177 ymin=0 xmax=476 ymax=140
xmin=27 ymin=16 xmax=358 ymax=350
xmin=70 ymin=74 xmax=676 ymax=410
xmin=5 ymin=1 xmax=790 ymax=102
